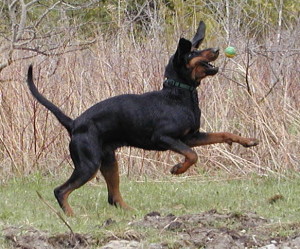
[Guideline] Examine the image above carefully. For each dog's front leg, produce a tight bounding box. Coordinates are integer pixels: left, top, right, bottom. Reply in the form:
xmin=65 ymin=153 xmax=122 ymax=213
xmin=184 ymin=132 xmax=259 ymax=147
xmin=155 ymin=136 xmax=198 ymax=175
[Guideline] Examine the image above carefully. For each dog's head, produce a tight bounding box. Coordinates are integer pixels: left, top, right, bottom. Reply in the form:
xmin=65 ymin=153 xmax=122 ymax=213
xmin=164 ymin=21 xmax=219 ymax=87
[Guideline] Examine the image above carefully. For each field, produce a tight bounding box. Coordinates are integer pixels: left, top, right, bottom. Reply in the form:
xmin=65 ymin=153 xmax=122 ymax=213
xmin=1 ymin=174 xmax=300 ymax=248
xmin=0 ymin=1 xmax=300 ymax=248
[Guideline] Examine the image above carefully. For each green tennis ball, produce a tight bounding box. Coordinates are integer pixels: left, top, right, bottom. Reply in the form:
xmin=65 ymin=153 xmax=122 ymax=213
xmin=224 ymin=46 xmax=236 ymax=58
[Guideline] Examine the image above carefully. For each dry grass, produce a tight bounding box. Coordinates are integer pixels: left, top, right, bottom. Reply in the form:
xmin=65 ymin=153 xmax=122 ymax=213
xmin=0 ymin=23 xmax=299 ymax=180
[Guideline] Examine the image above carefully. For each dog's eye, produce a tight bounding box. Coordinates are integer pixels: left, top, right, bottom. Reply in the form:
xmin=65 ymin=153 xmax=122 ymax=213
xmin=188 ymin=51 xmax=196 ymax=58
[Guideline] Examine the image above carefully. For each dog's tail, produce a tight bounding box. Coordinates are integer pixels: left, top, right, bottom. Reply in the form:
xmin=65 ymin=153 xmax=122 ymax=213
xmin=27 ymin=65 xmax=73 ymax=135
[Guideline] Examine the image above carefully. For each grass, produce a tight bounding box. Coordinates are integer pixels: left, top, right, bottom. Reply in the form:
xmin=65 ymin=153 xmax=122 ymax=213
xmin=1 ymin=173 xmax=300 ymax=246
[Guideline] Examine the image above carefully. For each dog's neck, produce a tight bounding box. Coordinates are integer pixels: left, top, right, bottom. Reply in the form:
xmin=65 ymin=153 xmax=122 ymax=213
xmin=163 ymin=78 xmax=199 ymax=114
xmin=163 ymin=79 xmax=196 ymax=92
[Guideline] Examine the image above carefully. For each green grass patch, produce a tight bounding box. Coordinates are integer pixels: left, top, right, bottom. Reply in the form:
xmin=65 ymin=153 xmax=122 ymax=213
xmin=1 ymin=173 xmax=300 ymax=246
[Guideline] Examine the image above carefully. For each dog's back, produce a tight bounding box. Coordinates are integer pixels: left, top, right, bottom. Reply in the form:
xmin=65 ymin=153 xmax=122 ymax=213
xmin=73 ymin=88 xmax=199 ymax=151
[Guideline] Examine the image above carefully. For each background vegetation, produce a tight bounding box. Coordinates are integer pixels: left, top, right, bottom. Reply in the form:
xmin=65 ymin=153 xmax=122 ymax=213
xmin=0 ymin=0 xmax=299 ymax=181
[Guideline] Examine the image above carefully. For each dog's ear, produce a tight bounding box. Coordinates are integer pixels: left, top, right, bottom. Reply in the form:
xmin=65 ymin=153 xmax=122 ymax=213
xmin=173 ymin=38 xmax=192 ymax=66
xmin=191 ymin=21 xmax=206 ymax=49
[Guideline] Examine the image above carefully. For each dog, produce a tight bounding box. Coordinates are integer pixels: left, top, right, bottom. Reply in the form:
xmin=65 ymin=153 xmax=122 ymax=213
xmin=26 ymin=21 xmax=259 ymax=216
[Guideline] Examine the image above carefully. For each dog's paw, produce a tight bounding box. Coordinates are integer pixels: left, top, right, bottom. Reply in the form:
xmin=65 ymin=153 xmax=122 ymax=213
xmin=63 ymin=206 xmax=75 ymax=217
xmin=170 ymin=163 xmax=183 ymax=175
xmin=242 ymin=138 xmax=259 ymax=147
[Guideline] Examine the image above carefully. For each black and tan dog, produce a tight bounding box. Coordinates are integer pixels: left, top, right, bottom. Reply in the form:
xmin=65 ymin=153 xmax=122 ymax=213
xmin=27 ymin=21 xmax=258 ymax=216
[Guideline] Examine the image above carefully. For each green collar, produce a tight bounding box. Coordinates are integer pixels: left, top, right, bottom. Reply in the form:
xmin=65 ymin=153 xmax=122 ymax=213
xmin=163 ymin=79 xmax=196 ymax=91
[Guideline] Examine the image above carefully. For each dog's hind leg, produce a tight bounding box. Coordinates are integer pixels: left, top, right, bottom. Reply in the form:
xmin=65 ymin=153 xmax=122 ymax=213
xmin=54 ymin=135 xmax=101 ymax=216
xmin=100 ymin=150 xmax=132 ymax=210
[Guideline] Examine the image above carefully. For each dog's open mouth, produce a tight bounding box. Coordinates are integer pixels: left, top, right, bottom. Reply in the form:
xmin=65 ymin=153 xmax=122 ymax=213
xmin=201 ymin=61 xmax=219 ymax=75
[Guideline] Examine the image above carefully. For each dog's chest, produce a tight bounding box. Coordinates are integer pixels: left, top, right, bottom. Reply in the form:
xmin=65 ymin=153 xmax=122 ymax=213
xmin=185 ymin=92 xmax=201 ymax=129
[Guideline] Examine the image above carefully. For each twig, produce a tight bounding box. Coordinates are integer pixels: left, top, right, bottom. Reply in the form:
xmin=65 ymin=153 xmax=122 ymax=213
xmin=36 ymin=191 xmax=74 ymax=235
xmin=0 ymin=137 xmax=20 ymax=175
xmin=245 ymin=39 xmax=252 ymax=96
xmin=259 ymin=78 xmax=280 ymax=103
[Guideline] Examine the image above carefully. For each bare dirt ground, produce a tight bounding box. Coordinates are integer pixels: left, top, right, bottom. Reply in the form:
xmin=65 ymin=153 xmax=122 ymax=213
xmin=2 ymin=210 xmax=300 ymax=249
